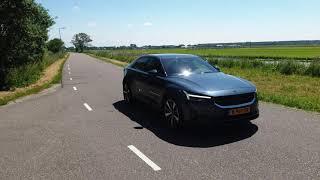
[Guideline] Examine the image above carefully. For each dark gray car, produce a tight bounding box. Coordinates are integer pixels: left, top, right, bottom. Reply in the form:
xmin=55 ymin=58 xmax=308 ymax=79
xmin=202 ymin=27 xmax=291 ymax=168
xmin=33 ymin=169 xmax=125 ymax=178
xmin=123 ymin=54 xmax=259 ymax=128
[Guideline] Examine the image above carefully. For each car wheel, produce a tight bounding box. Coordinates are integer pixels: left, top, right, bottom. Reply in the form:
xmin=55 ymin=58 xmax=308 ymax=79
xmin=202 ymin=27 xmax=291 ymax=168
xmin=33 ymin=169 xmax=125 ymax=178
xmin=163 ymin=98 xmax=183 ymax=128
xmin=123 ymin=83 xmax=134 ymax=104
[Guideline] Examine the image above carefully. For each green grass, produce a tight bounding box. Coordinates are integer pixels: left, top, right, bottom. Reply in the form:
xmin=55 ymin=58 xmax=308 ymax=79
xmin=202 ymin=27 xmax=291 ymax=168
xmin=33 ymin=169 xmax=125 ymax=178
xmin=207 ymin=58 xmax=320 ymax=77
xmin=88 ymin=46 xmax=320 ymax=61
xmin=90 ymin=53 xmax=320 ymax=113
xmin=223 ymin=67 xmax=320 ymax=112
xmin=0 ymin=53 xmax=69 ymax=106
xmin=88 ymin=48 xmax=320 ymax=77
xmin=51 ymin=54 xmax=69 ymax=84
xmin=0 ymin=80 xmax=54 ymax=106
xmin=5 ymin=51 xmax=67 ymax=89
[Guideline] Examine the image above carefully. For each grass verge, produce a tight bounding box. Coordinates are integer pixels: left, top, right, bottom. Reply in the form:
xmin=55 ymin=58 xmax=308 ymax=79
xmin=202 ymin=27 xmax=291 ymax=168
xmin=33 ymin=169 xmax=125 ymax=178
xmin=223 ymin=68 xmax=320 ymax=112
xmin=0 ymin=53 xmax=70 ymax=106
xmin=86 ymin=53 xmax=128 ymax=67
xmin=88 ymin=53 xmax=320 ymax=113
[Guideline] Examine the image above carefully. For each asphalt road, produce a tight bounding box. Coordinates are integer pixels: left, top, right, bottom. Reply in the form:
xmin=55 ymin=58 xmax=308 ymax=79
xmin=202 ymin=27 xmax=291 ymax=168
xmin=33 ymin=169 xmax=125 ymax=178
xmin=0 ymin=53 xmax=319 ymax=180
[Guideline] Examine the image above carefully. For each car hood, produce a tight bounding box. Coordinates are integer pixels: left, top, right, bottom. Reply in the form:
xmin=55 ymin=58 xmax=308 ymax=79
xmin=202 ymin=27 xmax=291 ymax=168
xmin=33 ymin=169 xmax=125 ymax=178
xmin=167 ymin=72 xmax=256 ymax=96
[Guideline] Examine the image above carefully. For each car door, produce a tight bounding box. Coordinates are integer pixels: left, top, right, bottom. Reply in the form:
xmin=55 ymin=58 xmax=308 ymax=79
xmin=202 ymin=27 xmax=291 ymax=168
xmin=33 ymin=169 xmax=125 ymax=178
xmin=129 ymin=57 xmax=150 ymax=102
xmin=143 ymin=57 xmax=166 ymax=106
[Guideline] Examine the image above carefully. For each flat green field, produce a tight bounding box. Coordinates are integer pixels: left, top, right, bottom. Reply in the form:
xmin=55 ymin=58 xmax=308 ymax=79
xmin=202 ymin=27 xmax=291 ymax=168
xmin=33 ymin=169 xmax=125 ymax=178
xmin=88 ymin=46 xmax=320 ymax=112
xmin=89 ymin=46 xmax=320 ymax=77
xmin=95 ymin=46 xmax=320 ymax=60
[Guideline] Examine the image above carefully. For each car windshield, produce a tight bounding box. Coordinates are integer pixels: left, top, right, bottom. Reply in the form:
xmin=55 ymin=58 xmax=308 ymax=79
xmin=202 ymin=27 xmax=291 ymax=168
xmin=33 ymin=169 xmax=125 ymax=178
xmin=160 ymin=56 xmax=218 ymax=76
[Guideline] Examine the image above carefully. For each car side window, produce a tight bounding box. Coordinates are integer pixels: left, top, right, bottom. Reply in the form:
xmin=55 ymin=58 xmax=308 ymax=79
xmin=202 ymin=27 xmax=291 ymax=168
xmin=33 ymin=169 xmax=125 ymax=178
xmin=145 ymin=57 xmax=165 ymax=75
xmin=131 ymin=57 xmax=148 ymax=71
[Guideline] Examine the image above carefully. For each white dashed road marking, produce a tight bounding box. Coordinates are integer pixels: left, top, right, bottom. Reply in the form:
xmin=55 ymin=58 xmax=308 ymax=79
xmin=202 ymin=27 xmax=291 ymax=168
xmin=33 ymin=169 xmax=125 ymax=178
xmin=128 ymin=145 xmax=161 ymax=171
xmin=73 ymin=86 xmax=77 ymax=91
xmin=83 ymin=103 xmax=93 ymax=111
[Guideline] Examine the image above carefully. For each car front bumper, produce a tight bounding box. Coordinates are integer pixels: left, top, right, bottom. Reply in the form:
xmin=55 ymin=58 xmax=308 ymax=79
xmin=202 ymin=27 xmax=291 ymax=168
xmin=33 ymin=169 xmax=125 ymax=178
xmin=181 ymin=98 xmax=259 ymax=123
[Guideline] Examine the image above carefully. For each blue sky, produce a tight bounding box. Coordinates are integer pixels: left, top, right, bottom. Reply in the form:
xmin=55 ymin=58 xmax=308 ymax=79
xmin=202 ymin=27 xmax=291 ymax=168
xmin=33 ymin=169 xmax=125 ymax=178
xmin=36 ymin=0 xmax=320 ymax=47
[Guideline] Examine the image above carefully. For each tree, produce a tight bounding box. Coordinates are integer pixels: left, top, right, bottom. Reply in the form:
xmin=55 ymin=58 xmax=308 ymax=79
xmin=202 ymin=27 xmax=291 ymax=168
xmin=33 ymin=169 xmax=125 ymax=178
xmin=130 ymin=44 xmax=137 ymax=49
xmin=0 ymin=0 xmax=54 ymax=89
xmin=71 ymin=33 xmax=92 ymax=52
xmin=47 ymin=38 xmax=64 ymax=53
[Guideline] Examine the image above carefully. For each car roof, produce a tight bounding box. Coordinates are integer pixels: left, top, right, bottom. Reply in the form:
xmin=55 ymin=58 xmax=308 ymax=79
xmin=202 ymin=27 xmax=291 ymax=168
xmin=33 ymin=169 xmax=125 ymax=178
xmin=142 ymin=53 xmax=199 ymax=59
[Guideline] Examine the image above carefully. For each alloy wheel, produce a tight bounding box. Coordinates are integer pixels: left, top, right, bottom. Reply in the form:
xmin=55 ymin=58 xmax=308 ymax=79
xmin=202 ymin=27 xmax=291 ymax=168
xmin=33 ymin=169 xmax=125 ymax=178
xmin=164 ymin=99 xmax=180 ymax=128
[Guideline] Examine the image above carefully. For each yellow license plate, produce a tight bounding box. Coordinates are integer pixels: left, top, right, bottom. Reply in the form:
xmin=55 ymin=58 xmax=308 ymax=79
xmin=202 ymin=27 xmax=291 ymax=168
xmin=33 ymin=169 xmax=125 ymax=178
xmin=229 ymin=107 xmax=250 ymax=116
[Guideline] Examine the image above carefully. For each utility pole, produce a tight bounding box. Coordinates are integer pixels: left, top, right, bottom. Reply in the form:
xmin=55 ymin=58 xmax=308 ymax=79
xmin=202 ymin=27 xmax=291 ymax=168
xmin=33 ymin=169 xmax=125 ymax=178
xmin=57 ymin=26 xmax=66 ymax=88
xmin=58 ymin=27 xmax=66 ymax=40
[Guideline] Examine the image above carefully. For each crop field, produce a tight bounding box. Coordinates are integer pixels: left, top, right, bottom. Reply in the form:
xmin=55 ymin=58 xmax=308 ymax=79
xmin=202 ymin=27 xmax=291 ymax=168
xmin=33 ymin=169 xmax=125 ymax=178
xmin=89 ymin=47 xmax=320 ymax=77
xmin=87 ymin=46 xmax=320 ymax=112
xmin=90 ymin=46 xmax=320 ymax=61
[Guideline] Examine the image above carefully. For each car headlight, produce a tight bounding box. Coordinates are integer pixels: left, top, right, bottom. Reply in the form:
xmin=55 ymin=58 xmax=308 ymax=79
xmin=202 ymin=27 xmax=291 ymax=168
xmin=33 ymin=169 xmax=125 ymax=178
xmin=183 ymin=91 xmax=212 ymax=101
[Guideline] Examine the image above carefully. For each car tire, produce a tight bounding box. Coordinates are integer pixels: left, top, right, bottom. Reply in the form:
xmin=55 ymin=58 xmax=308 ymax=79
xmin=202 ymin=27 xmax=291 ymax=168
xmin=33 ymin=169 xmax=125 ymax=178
xmin=123 ymin=83 xmax=135 ymax=104
xmin=163 ymin=97 xmax=183 ymax=129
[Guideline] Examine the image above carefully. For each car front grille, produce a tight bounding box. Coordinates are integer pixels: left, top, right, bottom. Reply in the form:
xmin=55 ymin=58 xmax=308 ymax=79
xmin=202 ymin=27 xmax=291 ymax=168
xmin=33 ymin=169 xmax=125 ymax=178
xmin=214 ymin=93 xmax=255 ymax=106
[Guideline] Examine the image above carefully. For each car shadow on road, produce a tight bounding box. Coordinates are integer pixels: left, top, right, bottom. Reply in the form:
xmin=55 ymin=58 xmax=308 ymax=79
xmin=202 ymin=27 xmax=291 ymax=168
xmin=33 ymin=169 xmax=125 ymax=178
xmin=113 ymin=100 xmax=258 ymax=148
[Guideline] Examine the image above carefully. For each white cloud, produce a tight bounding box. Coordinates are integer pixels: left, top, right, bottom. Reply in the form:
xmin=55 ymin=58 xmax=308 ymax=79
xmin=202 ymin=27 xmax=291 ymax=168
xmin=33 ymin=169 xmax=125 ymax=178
xmin=143 ymin=22 xmax=153 ymax=26
xmin=87 ymin=22 xmax=97 ymax=28
xmin=72 ymin=5 xmax=80 ymax=12
xmin=127 ymin=24 xmax=133 ymax=28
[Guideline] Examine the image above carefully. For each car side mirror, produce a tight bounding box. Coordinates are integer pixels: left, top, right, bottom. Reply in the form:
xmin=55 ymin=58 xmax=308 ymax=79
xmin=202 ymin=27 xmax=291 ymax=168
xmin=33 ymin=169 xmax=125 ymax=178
xmin=148 ymin=69 xmax=158 ymax=75
xmin=215 ymin=66 xmax=221 ymax=72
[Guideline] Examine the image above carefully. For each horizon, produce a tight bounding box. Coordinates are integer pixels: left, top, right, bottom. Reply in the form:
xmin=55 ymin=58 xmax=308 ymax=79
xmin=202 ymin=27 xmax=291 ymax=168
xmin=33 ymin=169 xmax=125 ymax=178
xmin=36 ymin=0 xmax=320 ymax=47
xmin=79 ymin=39 xmax=320 ymax=48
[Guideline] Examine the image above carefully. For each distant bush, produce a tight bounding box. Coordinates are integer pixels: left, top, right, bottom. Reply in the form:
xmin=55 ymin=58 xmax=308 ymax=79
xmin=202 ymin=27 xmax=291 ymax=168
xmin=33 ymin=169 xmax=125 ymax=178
xmin=276 ymin=61 xmax=305 ymax=75
xmin=216 ymin=59 xmax=236 ymax=68
xmin=305 ymin=61 xmax=320 ymax=77
xmin=47 ymin=38 xmax=64 ymax=53
xmin=207 ymin=57 xmax=320 ymax=77
xmin=250 ymin=60 xmax=265 ymax=68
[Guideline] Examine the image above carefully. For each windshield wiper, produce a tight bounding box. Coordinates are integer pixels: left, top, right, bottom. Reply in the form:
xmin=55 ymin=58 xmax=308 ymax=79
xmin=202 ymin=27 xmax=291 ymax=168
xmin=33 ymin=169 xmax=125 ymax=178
xmin=202 ymin=71 xmax=214 ymax=74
